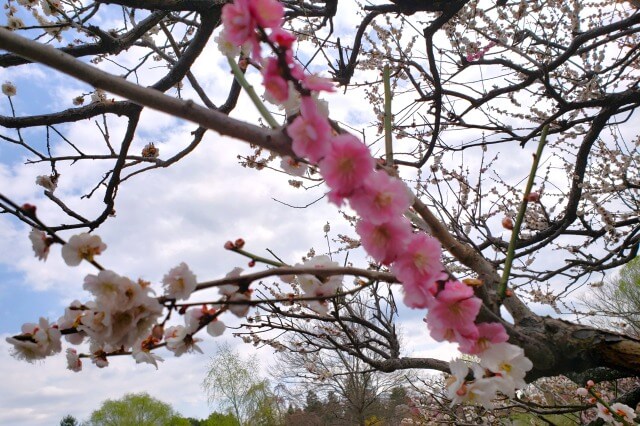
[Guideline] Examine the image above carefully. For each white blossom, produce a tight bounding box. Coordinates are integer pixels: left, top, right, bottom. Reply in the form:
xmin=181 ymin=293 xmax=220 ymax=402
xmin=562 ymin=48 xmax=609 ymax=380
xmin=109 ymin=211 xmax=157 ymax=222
xmin=61 ymin=233 xmax=107 ymax=266
xmin=90 ymin=89 xmax=106 ymax=103
xmin=479 ymin=342 xmax=533 ymax=397
xmin=57 ymin=300 xmax=86 ymax=344
xmin=78 ymin=271 xmax=163 ymax=350
xmin=218 ymin=267 xmax=243 ymax=297
xmin=446 ymin=359 xmax=498 ymax=409
xmin=215 ymin=31 xmax=241 ymax=57
xmin=297 ymin=255 xmax=343 ymax=299
xmin=5 ymin=317 xmax=62 ymax=362
xmin=89 ymin=342 xmax=109 ymax=368
xmin=1 ymin=81 xmax=17 ymax=96
xmin=6 ymin=16 xmax=24 ymax=30
xmin=228 ymin=292 xmax=251 ymax=318
xmin=35 ymin=175 xmax=57 ymax=192
xmin=41 ymin=0 xmax=62 ymax=16
xmin=162 ymin=262 xmax=197 ymax=300
xmin=609 ymin=402 xmax=637 ymax=425
xmin=164 ymin=325 xmax=203 ymax=356
xmin=29 ymin=228 xmax=50 ymax=261
xmin=206 ymin=319 xmax=226 ymax=337
xmin=280 ymin=156 xmax=308 ymax=177
xmin=66 ymin=348 xmax=82 ymax=372
xmin=132 ymin=340 xmax=163 ymax=369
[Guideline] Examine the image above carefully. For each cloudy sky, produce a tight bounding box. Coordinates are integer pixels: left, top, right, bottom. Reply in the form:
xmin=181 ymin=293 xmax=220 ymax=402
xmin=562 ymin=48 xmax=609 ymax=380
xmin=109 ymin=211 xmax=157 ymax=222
xmin=3 ymin=0 xmax=624 ymax=423
xmin=0 ymin=4 xmax=466 ymax=424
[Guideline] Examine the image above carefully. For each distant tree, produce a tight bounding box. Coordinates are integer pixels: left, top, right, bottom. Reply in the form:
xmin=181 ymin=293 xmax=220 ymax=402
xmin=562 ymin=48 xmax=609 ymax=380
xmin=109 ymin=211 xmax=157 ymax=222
xmin=168 ymin=417 xmax=193 ymax=426
xmin=267 ymin=286 xmax=407 ymax=426
xmin=583 ymin=257 xmax=640 ymax=338
xmin=203 ymin=344 xmax=283 ymax=426
xmin=87 ymin=392 xmax=179 ymax=426
xmin=200 ymin=412 xmax=239 ymax=426
xmin=60 ymin=414 xmax=78 ymax=426
xmin=304 ymin=390 xmax=322 ymax=414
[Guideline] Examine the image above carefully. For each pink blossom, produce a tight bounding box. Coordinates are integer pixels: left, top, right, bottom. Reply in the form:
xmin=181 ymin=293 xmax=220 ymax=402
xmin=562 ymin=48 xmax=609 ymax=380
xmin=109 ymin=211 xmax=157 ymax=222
xmin=349 ymin=171 xmax=413 ymax=224
xmin=425 ymin=281 xmax=482 ymax=344
xmin=356 ymin=218 xmax=412 ymax=265
xmin=320 ymin=133 xmax=375 ymax=200
xmin=302 ymin=74 xmax=336 ymax=92
xmin=221 ymin=0 xmax=257 ymax=51
xmin=402 ymin=282 xmax=437 ymax=309
xmin=262 ymin=57 xmax=289 ymax=103
xmin=287 ymin=97 xmax=332 ymax=162
xmin=249 ymin=0 xmax=284 ymax=29
xmin=459 ymin=322 xmax=509 ymax=354
xmin=391 ymin=233 xmax=445 ymax=298
xmin=429 ymin=280 xmax=481 ymax=330
xmin=269 ymin=27 xmax=296 ymax=49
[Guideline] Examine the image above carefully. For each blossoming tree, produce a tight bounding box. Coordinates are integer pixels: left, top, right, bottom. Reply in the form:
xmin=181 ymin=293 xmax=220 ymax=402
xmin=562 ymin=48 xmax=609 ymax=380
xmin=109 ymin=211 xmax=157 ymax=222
xmin=1 ymin=0 xmax=639 ymax=422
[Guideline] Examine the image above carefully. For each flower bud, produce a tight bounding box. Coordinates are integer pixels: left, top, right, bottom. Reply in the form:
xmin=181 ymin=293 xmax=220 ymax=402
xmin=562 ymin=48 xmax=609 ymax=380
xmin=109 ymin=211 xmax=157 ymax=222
xmin=525 ymin=192 xmax=540 ymax=202
xmin=151 ymin=324 xmax=164 ymax=340
xmin=576 ymin=387 xmax=588 ymax=396
xmin=20 ymin=203 xmax=37 ymax=219
xmin=502 ymin=217 xmax=514 ymax=230
xmin=234 ymin=238 xmax=245 ymax=249
xmin=224 ymin=240 xmax=234 ymax=250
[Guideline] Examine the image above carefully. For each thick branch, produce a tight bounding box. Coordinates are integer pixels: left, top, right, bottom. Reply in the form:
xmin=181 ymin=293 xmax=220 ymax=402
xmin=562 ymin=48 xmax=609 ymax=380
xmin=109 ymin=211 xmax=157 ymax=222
xmin=0 ymin=28 xmax=295 ymax=157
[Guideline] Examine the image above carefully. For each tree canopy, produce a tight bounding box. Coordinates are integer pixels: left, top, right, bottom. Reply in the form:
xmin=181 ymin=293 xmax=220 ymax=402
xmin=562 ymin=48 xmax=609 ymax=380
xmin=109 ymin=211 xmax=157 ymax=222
xmin=87 ymin=392 xmax=180 ymax=426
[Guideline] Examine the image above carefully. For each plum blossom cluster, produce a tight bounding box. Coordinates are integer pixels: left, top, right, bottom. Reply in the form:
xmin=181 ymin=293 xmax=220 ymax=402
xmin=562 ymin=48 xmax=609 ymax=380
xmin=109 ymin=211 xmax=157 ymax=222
xmin=577 ymin=382 xmax=638 ymax=425
xmin=9 ymin=228 xmax=239 ymax=370
xmin=465 ymin=41 xmax=497 ymax=62
xmin=284 ymin=255 xmax=344 ymax=315
xmin=446 ymin=342 xmax=532 ymax=408
xmin=218 ymin=0 xmax=533 ymax=405
xmin=5 ymin=0 xmax=67 ymax=39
